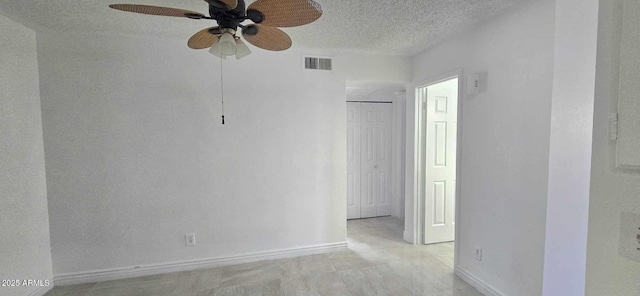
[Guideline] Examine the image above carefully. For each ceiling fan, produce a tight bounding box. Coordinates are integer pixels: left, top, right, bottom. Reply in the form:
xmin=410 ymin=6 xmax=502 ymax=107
xmin=109 ymin=0 xmax=323 ymax=59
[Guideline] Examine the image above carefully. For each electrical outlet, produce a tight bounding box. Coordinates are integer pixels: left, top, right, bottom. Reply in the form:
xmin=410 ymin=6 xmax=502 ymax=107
xmin=185 ymin=233 xmax=196 ymax=247
xmin=475 ymin=247 xmax=482 ymax=261
xmin=619 ymin=212 xmax=640 ymax=262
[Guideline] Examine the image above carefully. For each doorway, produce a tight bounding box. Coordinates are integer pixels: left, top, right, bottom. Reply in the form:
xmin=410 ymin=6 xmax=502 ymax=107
xmin=417 ymin=76 xmax=459 ymax=245
xmin=346 ymin=101 xmax=393 ymax=219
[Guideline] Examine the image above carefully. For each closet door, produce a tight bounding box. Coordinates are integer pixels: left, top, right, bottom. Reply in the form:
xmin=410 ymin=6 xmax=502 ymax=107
xmin=346 ymin=103 xmax=361 ymax=219
xmin=374 ymin=104 xmax=392 ymax=217
xmin=360 ymin=103 xmax=392 ymax=218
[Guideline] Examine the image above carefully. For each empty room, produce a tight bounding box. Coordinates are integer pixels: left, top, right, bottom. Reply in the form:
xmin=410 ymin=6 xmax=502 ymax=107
xmin=1 ymin=0 xmax=639 ymax=295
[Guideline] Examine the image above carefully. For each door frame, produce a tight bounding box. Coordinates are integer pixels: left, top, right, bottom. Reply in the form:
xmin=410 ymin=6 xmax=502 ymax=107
xmin=405 ymin=69 xmax=464 ymax=267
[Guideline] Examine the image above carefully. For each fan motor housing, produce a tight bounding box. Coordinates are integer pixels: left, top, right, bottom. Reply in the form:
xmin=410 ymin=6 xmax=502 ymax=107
xmin=209 ymin=0 xmax=246 ymax=29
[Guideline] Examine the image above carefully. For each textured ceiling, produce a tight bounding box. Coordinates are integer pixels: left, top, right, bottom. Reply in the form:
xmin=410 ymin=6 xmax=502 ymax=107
xmin=0 ymin=0 xmax=531 ymax=56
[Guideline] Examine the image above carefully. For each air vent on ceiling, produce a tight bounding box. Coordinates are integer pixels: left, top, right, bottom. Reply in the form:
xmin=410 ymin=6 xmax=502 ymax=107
xmin=304 ymin=56 xmax=332 ymax=71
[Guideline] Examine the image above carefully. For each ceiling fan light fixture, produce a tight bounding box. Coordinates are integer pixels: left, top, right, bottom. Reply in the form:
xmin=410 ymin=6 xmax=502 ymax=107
xmin=234 ymin=38 xmax=252 ymax=59
xmin=109 ymin=0 xmax=324 ymax=54
xmin=218 ymin=32 xmax=237 ymax=56
xmin=208 ymin=39 xmax=227 ymax=59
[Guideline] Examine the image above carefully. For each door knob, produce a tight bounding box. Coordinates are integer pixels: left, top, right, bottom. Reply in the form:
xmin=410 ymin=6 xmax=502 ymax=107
xmin=374 ymin=165 xmax=378 ymax=169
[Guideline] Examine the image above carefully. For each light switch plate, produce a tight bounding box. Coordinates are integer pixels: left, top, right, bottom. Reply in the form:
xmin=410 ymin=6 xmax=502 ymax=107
xmin=618 ymin=212 xmax=640 ymax=262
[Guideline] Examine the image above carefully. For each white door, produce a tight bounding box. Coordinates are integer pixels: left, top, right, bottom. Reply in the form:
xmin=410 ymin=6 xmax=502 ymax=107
xmin=347 ymin=102 xmax=392 ymax=219
xmin=423 ymin=78 xmax=458 ymax=244
xmin=347 ymin=104 xmax=361 ymax=219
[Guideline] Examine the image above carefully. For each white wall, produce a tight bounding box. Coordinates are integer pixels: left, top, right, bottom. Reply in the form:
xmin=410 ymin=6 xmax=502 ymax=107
xmin=0 ymin=13 xmax=53 ymax=296
xmin=37 ymin=32 xmax=409 ymax=278
xmin=406 ymin=1 xmax=555 ymax=295
xmin=585 ymin=0 xmax=640 ymax=295
xmin=37 ymin=32 xmax=350 ymax=277
xmin=336 ymin=54 xmax=410 ymax=83
xmin=541 ymin=0 xmax=599 ymax=295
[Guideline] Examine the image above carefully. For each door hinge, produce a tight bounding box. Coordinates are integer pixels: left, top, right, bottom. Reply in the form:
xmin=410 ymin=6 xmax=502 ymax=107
xmin=610 ymin=113 xmax=619 ymax=142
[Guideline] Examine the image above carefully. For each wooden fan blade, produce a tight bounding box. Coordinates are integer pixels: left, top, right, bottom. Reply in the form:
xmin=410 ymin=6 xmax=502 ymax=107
xmin=109 ymin=4 xmax=204 ymax=18
xmin=188 ymin=27 xmax=222 ymax=49
xmin=242 ymin=24 xmax=292 ymax=51
xmin=247 ymin=0 xmax=322 ymax=27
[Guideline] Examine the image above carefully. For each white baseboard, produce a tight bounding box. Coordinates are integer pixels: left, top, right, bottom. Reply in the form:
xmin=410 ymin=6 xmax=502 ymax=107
xmin=54 ymin=241 xmax=348 ymax=286
xmin=455 ymin=266 xmax=505 ymax=296
xmin=27 ymin=285 xmax=53 ymax=296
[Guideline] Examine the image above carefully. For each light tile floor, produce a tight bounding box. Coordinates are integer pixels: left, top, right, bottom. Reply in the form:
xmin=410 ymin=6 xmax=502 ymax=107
xmin=45 ymin=217 xmax=482 ymax=296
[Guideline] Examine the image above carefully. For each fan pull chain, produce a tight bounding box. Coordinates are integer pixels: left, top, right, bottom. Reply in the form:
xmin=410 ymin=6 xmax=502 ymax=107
xmin=220 ymin=56 xmax=225 ymax=125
